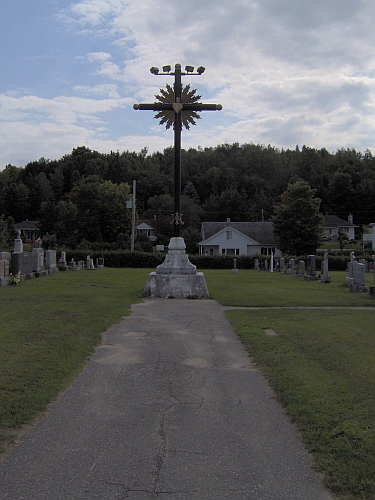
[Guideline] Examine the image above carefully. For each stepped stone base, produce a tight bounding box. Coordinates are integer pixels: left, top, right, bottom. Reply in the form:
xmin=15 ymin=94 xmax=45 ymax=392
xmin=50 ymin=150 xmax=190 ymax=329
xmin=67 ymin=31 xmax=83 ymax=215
xmin=143 ymin=237 xmax=209 ymax=299
xmin=143 ymin=272 xmax=209 ymax=299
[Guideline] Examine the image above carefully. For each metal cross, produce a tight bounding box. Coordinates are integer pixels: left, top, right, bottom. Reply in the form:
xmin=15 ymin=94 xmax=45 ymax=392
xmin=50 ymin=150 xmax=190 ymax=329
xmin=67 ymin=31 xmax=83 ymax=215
xmin=134 ymin=63 xmax=222 ymax=237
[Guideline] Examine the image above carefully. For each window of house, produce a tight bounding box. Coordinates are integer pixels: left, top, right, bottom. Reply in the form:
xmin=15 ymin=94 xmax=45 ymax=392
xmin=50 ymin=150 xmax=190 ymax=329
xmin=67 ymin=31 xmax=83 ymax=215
xmin=261 ymin=247 xmax=276 ymax=256
xmin=227 ymin=230 xmax=232 ymax=240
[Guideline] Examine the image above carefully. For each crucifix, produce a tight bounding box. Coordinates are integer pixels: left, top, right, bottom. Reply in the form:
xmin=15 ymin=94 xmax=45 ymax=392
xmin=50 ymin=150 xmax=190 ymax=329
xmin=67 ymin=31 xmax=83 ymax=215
xmin=133 ymin=63 xmax=222 ymax=238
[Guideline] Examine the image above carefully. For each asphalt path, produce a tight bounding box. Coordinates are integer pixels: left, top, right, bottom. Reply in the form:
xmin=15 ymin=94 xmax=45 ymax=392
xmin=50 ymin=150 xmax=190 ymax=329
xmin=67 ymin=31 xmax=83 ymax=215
xmin=0 ymin=299 xmax=332 ymax=499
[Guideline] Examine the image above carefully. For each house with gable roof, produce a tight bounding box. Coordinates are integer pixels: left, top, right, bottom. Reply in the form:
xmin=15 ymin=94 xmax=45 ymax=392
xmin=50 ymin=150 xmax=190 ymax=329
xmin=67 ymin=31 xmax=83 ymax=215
xmin=137 ymin=221 xmax=157 ymax=241
xmin=324 ymin=214 xmax=358 ymax=241
xmin=197 ymin=219 xmax=282 ymax=256
xmin=14 ymin=220 xmax=40 ymax=241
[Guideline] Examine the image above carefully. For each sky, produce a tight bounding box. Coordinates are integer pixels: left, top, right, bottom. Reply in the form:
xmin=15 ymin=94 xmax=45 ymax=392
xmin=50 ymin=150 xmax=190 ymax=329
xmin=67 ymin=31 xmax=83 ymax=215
xmin=1 ymin=0 xmax=375 ymax=169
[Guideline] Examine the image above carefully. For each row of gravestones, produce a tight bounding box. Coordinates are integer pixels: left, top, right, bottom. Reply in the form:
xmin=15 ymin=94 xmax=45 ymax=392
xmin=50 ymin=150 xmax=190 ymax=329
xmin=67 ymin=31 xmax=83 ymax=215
xmin=253 ymin=252 xmax=375 ymax=295
xmin=0 ymin=248 xmax=58 ymax=286
xmin=253 ymin=254 xmax=330 ymax=281
xmin=346 ymin=252 xmax=375 ymax=294
xmin=0 ymin=246 xmax=104 ymax=286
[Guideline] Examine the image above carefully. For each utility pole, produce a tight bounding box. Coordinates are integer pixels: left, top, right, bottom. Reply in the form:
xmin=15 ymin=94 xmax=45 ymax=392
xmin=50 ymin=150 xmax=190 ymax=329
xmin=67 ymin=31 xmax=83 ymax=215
xmin=131 ymin=180 xmax=136 ymax=251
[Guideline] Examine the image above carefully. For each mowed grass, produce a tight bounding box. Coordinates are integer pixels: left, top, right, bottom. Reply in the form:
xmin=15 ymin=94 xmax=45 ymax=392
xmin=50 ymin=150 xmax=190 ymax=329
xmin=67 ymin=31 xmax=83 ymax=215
xmin=1 ymin=267 xmax=375 ymax=499
xmin=204 ymin=269 xmax=375 ymax=307
xmin=204 ymin=270 xmax=375 ymax=500
xmin=0 ymin=268 xmax=149 ymax=457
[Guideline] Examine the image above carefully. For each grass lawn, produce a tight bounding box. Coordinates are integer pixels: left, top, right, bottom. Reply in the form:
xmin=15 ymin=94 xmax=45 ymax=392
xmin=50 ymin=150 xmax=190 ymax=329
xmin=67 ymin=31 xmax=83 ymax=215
xmin=1 ymin=267 xmax=375 ymax=499
xmin=0 ymin=268 xmax=149 ymax=457
xmin=204 ymin=269 xmax=375 ymax=500
xmin=204 ymin=269 xmax=375 ymax=307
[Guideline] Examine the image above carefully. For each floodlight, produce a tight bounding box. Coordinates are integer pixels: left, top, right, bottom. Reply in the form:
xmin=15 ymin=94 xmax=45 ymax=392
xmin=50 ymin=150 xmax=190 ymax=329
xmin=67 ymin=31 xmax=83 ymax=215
xmin=150 ymin=67 xmax=159 ymax=75
xmin=162 ymin=65 xmax=171 ymax=73
xmin=185 ymin=65 xmax=194 ymax=73
xmin=197 ymin=66 xmax=205 ymax=74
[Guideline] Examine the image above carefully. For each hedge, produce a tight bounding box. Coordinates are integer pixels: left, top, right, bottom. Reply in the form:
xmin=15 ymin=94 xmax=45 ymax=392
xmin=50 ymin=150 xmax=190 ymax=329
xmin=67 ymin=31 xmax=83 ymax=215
xmin=61 ymin=250 xmax=374 ymax=272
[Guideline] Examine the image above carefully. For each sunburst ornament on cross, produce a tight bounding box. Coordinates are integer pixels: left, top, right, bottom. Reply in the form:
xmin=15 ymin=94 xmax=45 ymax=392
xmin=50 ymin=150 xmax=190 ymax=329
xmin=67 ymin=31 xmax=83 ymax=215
xmin=154 ymin=83 xmax=203 ymax=130
xmin=133 ymin=63 xmax=222 ymax=237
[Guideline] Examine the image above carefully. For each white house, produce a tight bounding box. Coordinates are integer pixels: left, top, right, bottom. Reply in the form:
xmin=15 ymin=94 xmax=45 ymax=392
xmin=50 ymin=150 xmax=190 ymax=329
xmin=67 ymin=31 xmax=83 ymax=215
xmin=197 ymin=220 xmax=282 ymax=256
xmin=14 ymin=220 xmax=40 ymax=241
xmin=137 ymin=222 xmax=157 ymax=241
xmin=324 ymin=214 xmax=358 ymax=241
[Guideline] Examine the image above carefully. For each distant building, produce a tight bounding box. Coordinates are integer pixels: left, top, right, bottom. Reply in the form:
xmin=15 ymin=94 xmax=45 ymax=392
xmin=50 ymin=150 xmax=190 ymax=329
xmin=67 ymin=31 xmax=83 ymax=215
xmin=324 ymin=214 xmax=358 ymax=241
xmin=137 ymin=221 xmax=157 ymax=241
xmin=14 ymin=220 xmax=40 ymax=241
xmin=197 ymin=219 xmax=281 ymax=256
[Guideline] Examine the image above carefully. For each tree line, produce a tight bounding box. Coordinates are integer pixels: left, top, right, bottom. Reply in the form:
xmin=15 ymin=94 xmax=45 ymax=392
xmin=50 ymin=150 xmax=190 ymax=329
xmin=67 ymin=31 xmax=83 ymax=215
xmin=1 ymin=143 xmax=374 ymax=252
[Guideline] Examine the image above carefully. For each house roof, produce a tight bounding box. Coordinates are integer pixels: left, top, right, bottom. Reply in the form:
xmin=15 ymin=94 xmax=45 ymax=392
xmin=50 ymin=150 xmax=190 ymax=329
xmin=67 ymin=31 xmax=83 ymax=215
xmin=137 ymin=222 xmax=154 ymax=230
xmin=324 ymin=215 xmax=358 ymax=228
xmin=15 ymin=220 xmax=39 ymax=230
xmin=200 ymin=221 xmax=277 ymax=245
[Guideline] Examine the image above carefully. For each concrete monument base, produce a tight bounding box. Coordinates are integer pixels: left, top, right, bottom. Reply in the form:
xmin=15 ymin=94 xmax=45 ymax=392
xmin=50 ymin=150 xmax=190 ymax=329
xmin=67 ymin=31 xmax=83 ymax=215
xmin=143 ymin=237 xmax=209 ymax=299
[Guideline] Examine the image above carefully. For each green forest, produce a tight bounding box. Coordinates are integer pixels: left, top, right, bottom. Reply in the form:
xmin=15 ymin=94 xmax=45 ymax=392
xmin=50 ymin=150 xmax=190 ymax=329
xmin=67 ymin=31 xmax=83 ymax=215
xmin=1 ymin=142 xmax=374 ymax=251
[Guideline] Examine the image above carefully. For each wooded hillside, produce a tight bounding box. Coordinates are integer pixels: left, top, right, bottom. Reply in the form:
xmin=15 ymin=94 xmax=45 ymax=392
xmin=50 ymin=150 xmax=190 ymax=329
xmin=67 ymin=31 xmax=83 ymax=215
xmin=1 ymin=143 xmax=374 ymax=248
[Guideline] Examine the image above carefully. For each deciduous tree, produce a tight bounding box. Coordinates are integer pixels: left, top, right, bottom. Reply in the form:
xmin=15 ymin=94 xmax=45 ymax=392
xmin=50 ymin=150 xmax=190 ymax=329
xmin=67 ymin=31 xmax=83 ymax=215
xmin=272 ymin=179 xmax=324 ymax=255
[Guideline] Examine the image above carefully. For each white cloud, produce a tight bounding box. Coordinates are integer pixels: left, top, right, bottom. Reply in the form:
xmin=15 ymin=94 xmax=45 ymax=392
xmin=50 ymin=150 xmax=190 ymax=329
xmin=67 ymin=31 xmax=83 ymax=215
xmin=87 ymin=51 xmax=112 ymax=62
xmin=2 ymin=0 xmax=375 ymax=168
xmin=74 ymin=84 xmax=120 ymax=98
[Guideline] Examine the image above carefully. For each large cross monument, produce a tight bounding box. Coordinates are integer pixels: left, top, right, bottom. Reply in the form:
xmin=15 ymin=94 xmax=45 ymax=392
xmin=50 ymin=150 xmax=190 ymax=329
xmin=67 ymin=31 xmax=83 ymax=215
xmin=134 ymin=63 xmax=222 ymax=298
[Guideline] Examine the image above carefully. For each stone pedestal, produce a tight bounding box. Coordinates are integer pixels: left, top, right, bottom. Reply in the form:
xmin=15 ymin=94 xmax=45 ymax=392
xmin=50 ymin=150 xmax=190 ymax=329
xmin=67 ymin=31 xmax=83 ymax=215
xmin=143 ymin=237 xmax=209 ymax=299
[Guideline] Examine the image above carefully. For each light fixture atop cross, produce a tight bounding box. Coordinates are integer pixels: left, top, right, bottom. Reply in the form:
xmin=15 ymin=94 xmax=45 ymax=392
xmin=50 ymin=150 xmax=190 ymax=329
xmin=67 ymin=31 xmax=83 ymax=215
xmin=134 ymin=63 xmax=222 ymax=237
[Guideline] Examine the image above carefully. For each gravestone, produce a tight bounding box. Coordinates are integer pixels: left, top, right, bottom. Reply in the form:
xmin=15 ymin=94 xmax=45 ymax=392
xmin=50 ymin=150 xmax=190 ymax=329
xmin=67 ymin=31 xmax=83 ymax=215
xmin=32 ymin=247 xmax=45 ymax=274
xmin=353 ymin=262 xmax=366 ymax=286
xmin=349 ymin=261 xmax=369 ymax=293
xmin=0 ymin=259 xmax=10 ymax=278
xmin=45 ymin=250 xmax=57 ymax=271
xmin=298 ymin=260 xmax=305 ymax=277
xmin=68 ymin=258 xmax=80 ymax=271
xmin=0 ymin=252 xmax=11 ymax=279
xmin=346 ymin=253 xmax=357 ymax=285
xmin=304 ymin=255 xmax=319 ymax=281
xmin=320 ymin=251 xmax=331 ymax=283
xmin=359 ymin=259 xmax=368 ymax=272
xmin=14 ymin=229 xmax=23 ymax=253
xmin=286 ymin=258 xmax=296 ymax=275
xmin=57 ymin=251 xmax=67 ymax=271
xmin=11 ymin=252 xmax=32 ymax=276
xmin=231 ymin=258 xmax=238 ymax=274
xmin=86 ymin=255 xmax=95 ymax=270
xmin=280 ymin=258 xmax=285 ymax=273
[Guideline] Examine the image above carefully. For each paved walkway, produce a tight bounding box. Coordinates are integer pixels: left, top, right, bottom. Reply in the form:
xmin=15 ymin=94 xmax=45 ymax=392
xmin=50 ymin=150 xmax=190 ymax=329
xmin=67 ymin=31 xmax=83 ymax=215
xmin=0 ymin=299 xmax=332 ymax=499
